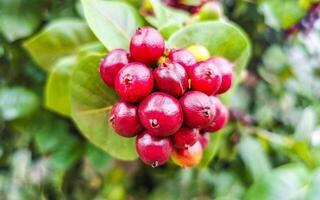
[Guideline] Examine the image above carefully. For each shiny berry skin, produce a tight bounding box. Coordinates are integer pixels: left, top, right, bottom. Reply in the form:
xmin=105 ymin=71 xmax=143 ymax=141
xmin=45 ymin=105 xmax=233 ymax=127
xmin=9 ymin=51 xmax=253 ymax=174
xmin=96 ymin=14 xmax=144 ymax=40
xmin=138 ymin=92 xmax=183 ymax=137
xmin=171 ymin=141 xmax=203 ymax=168
xmin=109 ymin=101 xmax=143 ymax=137
xmin=207 ymin=57 xmax=234 ymax=95
xmin=189 ymin=61 xmax=222 ymax=95
xmin=199 ymin=131 xmax=210 ymax=149
xmin=153 ymin=62 xmax=188 ymax=97
xmin=180 ymin=91 xmax=216 ymax=128
xmin=187 ymin=45 xmax=210 ymax=61
xmin=136 ymin=130 xmax=173 ymax=167
xmin=204 ymin=96 xmax=229 ymax=132
xmin=99 ymin=49 xmax=131 ymax=88
xmin=172 ymin=127 xmax=200 ymax=149
xmin=168 ymin=49 xmax=196 ymax=74
xmin=114 ymin=62 xmax=154 ymax=102
xmin=130 ymin=27 xmax=165 ymax=65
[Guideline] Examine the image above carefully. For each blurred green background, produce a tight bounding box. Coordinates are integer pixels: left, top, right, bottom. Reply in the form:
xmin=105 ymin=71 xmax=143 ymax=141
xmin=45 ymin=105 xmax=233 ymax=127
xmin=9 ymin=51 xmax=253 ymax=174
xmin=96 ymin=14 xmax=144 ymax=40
xmin=1 ymin=0 xmax=320 ymax=199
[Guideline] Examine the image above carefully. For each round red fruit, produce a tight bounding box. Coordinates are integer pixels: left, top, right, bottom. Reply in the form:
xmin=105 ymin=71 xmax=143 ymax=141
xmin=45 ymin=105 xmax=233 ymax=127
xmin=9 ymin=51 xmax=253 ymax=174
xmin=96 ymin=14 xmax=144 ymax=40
xmin=180 ymin=91 xmax=216 ymax=128
xmin=199 ymin=131 xmax=210 ymax=149
xmin=204 ymin=96 xmax=229 ymax=132
xmin=171 ymin=141 xmax=203 ymax=168
xmin=109 ymin=101 xmax=143 ymax=137
xmin=189 ymin=61 xmax=222 ymax=95
xmin=114 ymin=62 xmax=153 ymax=102
xmin=136 ymin=131 xmax=173 ymax=167
xmin=130 ymin=27 xmax=165 ymax=65
xmin=153 ymin=62 xmax=188 ymax=97
xmin=139 ymin=92 xmax=183 ymax=137
xmin=207 ymin=57 xmax=234 ymax=95
xmin=168 ymin=48 xmax=196 ymax=74
xmin=99 ymin=49 xmax=131 ymax=88
xmin=172 ymin=127 xmax=200 ymax=149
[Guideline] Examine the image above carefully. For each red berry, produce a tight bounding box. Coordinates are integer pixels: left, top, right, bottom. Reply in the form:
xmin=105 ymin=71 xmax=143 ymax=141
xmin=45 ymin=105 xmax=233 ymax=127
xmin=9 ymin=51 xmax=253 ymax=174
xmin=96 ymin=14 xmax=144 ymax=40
xmin=199 ymin=131 xmax=210 ymax=149
xmin=99 ymin=49 xmax=131 ymax=88
xmin=138 ymin=92 xmax=183 ymax=137
xmin=130 ymin=27 xmax=165 ymax=65
xmin=168 ymin=49 xmax=196 ymax=74
xmin=204 ymin=96 xmax=229 ymax=132
xmin=171 ymin=141 xmax=203 ymax=168
xmin=189 ymin=61 xmax=222 ymax=95
xmin=109 ymin=101 xmax=143 ymax=137
xmin=153 ymin=62 xmax=188 ymax=97
xmin=114 ymin=62 xmax=154 ymax=102
xmin=180 ymin=91 xmax=216 ymax=128
xmin=172 ymin=127 xmax=200 ymax=149
xmin=207 ymin=57 xmax=234 ymax=95
xmin=136 ymin=130 xmax=173 ymax=167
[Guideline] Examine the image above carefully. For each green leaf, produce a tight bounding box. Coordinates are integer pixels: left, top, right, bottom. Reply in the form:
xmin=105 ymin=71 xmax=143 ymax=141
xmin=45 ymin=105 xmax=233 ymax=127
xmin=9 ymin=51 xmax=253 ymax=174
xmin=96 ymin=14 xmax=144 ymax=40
xmin=81 ymin=0 xmax=143 ymax=50
xmin=259 ymin=0 xmax=309 ymax=29
xmin=23 ymin=18 xmax=96 ymax=70
xmin=0 ymin=87 xmax=39 ymax=121
xmin=86 ymin=143 xmax=112 ymax=172
xmin=239 ymin=136 xmax=271 ymax=180
xmin=70 ymin=53 xmax=138 ymax=160
xmin=245 ymin=164 xmax=315 ymax=200
xmin=168 ymin=21 xmax=251 ymax=166
xmin=45 ymin=56 xmax=76 ymax=116
xmin=0 ymin=0 xmax=43 ymax=41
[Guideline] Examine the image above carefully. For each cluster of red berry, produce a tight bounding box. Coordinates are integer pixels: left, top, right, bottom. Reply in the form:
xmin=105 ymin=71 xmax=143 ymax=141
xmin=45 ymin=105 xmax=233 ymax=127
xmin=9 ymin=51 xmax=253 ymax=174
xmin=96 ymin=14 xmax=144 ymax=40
xmin=99 ymin=26 xmax=232 ymax=168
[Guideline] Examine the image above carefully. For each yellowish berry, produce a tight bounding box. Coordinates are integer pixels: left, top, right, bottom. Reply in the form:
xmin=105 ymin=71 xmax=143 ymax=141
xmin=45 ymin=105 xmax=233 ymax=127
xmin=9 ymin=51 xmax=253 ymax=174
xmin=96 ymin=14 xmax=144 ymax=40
xmin=187 ymin=45 xmax=210 ymax=61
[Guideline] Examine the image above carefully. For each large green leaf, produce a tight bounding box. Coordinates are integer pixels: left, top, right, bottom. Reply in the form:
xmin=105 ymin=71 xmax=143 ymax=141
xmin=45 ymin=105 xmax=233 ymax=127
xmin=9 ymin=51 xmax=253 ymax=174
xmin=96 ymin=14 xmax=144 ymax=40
xmin=23 ymin=18 xmax=96 ymax=70
xmin=0 ymin=87 xmax=39 ymax=121
xmin=0 ymin=0 xmax=43 ymax=41
xmin=259 ymin=0 xmax=309 ymax=30
xmin=81 ymin=0 xmax=143 ymax=50
xmin=45 ymin=56 xmax=76 ymax=116
xmin=168 ymin=21 xmax=251 ymax=166
xmin=245 ymin=164 xmax=320 ymax=200
xmin=70 ymin=53 xmax=138 ymax=160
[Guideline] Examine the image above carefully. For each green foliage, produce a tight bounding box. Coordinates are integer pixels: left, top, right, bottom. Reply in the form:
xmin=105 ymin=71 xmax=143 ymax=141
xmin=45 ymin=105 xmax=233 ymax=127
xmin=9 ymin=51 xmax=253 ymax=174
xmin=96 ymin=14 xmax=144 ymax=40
xmin=0 ymin=87 xmax=39 ymax=120
xmin=259 ymin=0 xmax=309 ymax=29
xmin=81 ymin=0 xmax=143 ymax=50
xmin=0 ymin=0 xmax=44 ymax=41
xmin=24 ymin=18 xmax=96 ymax=70
xmin=45 ymin=55 xmax=76 ymax=116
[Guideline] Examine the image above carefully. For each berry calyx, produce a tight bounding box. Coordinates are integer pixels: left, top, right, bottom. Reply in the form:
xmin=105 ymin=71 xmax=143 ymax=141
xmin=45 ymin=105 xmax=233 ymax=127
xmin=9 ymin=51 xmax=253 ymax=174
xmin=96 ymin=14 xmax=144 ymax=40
xmin=114 ymin=62 xmax=154 ymax=102
xmin=189 ymin=61 xmax=222 ymax=95
xmin=136 ymin=131 xmax=173 ymax=167
xmin=180 ymin=91 xmax=216 ymax=128
xmin=109 ymin=101 xmax=143 ymax=137
xmin=199 ymin=131 xmax=210 ymax=149
xmin=168 ymin=48 xmax=197 ymax=74
xmin=207 ymin=57 xmax=234 ymax=95
xmin=139 ymin=92 xmax=183 ymax=137
xmin=153 ymin=61 xmax=188 ymax=97
xmin=187 ymin=45 xmax=210 ymax=61
xmin=99 ymin=49 xmax=131 ymax=88
xmin=172 ymin=127 xmax=200 ymax=149
xmin=204 ymin=96 xmax=229 ymax=132
xmin=171 ymin=141 xmax=203 ymax=168
xmin=130 ymin=27 xmax=165 ymax=65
